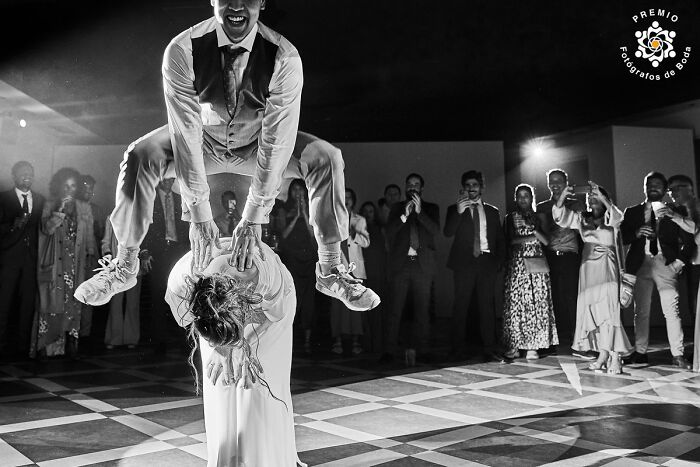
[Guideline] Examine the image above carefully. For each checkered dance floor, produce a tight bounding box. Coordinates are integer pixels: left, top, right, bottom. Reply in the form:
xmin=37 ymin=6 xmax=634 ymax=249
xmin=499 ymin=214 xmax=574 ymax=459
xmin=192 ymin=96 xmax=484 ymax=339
xmin=1 ymin=340 xmax=700 ymax=466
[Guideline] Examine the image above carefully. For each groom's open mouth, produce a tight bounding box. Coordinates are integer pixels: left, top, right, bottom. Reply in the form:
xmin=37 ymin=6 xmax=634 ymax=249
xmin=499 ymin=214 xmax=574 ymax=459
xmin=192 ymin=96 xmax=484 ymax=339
xmin=226 ymin=15 xmax=247 ymax=28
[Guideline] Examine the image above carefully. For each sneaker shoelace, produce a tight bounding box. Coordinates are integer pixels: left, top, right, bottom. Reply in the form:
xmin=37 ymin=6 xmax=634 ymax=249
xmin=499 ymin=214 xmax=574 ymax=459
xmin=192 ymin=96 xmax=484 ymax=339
xmin=331 ymin=263 xmax=365 ymax=299
xmin=90 ymin=255 xmax=128 ymax=293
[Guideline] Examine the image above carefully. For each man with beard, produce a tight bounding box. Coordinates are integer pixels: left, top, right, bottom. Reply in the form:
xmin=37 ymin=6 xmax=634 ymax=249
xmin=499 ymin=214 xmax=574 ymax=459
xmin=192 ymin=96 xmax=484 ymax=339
xmin=622 ymin=172 xmax=694 ymax=369
xmin=214 ymin=190 xmax=242 ymax=237
xmin=75 ymin=0 xmax=379 ymax=314
xmin=0 ymin=161 xmax=44 ymax=359
xmin=381 ymin=173 xmax=440 ymax=363
xmin=536 ymin=169 xmax=587 ymax=356
xmin=444 ymin=170 xmax=505 ymax=361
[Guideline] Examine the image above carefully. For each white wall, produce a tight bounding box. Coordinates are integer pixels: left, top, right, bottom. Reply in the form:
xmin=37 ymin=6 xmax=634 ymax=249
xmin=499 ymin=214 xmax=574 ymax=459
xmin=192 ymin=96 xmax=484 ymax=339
xmin=612 ymin=126 xmax=696 ymax=209
xmin=517 ymin=127 xmax=615 ymax=204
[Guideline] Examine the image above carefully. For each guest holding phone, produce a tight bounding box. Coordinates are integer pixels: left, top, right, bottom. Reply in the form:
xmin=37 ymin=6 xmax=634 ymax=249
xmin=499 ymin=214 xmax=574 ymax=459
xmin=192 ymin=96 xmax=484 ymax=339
xmin=553 ymin=181 xmax=631 ymax=374
xmin=621 ymin=172 xmax=694 ymax=369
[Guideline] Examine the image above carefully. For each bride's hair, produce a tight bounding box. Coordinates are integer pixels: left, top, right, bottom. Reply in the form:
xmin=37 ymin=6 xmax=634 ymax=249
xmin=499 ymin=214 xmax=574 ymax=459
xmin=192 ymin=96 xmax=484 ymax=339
xmin=182 ymin=273 xmax=285 ymax=407
xmin=188 ymin=273 xmax=261 ymax=347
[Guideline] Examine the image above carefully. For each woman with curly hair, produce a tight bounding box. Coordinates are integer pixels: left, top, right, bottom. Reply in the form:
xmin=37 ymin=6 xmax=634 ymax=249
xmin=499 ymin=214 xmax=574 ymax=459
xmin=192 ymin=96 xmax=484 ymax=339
xmin=553 ymin=181 xmax=633 ymax=374
xmin=33 ymin=167 xmax=96 ymax=358
xmin=165 ymin=238 xmax=304 ymax=467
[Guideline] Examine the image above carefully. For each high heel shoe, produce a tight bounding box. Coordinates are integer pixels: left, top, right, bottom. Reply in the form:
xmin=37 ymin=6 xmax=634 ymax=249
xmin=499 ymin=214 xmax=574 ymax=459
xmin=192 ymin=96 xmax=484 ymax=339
xmin=607 ymin=354 xmax=623 ymax=375
xmin=588 ymin=359 xmax=607 ymax=372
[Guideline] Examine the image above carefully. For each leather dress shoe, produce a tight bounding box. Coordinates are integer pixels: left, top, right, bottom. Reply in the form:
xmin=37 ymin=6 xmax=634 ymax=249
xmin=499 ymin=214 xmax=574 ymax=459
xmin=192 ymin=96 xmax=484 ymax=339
xmin=671 ymin=355 xmax=691 ymax=370
xmin=623 ymin=351 xmax=648 ymax=365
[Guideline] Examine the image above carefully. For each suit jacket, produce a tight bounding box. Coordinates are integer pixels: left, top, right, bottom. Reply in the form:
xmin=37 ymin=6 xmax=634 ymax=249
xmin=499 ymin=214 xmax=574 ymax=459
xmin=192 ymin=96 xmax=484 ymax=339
xmin=444 ymin=201 xmax=505 ymax=270
xmin=385 ymin=199 xmax=440 ymax=274
xmin=141 ymin=191 xmax=190 ymax=257
xmin=0 ymin=189 xmax=45 ymax=264
xmin=621 ymin=202 xmax=695 ymax=274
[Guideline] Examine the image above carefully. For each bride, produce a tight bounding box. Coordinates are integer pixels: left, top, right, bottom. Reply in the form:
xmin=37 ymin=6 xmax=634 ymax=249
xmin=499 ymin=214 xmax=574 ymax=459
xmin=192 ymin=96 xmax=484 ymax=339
xmin=165 ymin=238 xmax=305 ymax=467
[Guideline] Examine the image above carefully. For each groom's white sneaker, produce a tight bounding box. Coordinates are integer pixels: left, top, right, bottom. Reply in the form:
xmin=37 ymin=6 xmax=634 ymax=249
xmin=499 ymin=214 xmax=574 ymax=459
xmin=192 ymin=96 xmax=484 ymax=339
xmin=74 ymin=255 xmax=139 ymax=306
xmin=315 ymin=263 xmax=380 ymax=311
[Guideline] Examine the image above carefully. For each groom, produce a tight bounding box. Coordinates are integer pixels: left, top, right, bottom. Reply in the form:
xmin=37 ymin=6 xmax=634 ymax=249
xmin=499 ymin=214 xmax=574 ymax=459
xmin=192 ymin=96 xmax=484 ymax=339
xmin=75 ymin=0 xmax=379 ymax=313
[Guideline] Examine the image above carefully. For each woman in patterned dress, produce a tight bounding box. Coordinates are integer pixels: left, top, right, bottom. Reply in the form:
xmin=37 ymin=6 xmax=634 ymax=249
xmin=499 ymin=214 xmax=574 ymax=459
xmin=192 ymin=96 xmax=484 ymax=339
xmin=503 ymin=184 xmax=558 ymax=360
xmin=553 ymin=182 xmax=632 ymax=374
xmin=33 ymin=168 xmax=96 ymax=358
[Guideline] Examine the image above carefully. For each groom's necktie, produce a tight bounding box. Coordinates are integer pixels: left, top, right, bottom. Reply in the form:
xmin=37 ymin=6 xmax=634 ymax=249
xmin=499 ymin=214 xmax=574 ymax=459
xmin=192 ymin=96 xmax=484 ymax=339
xmin=222 ymin=45 xmax=246 ymax=117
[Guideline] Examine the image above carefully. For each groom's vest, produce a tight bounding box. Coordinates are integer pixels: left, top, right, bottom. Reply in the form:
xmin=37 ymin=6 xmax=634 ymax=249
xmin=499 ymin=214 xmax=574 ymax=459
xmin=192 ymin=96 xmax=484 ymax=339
xmin=191 ymin=30 xmax=278 ymax=160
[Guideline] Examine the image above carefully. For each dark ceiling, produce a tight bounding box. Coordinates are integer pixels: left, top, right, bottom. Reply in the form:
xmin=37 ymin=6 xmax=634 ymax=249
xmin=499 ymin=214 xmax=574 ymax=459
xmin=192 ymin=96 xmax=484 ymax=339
xmin=2 ymin=0 xmax=699 ymax=145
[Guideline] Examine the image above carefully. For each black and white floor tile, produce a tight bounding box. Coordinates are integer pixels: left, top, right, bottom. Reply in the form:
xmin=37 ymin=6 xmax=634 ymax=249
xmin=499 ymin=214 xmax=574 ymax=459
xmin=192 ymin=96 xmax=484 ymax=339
xmin=1 ymin=338 xmax=699 ymax=466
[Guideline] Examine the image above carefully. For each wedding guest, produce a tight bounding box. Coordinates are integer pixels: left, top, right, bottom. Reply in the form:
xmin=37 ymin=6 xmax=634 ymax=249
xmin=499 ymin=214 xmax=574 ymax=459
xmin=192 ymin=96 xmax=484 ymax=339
xmin=279 ymin=179 xmax=317 ymax=353
xmin=445 ymin=170 xmax=505 ymax=360
xmin=330 ymin=189 xmax=369 ymax=355
xmin=214 ymin=190 xmax=242 ymax=237
xmin=381 ymin=173 xmax=440 ymax=363
xmin=502 ymin=184 xmax=558 ymax=360
xmin=360 ymin=201 xmax=387 ymax=352
xmin=536 ymin=168 xmax=584 ymax=351
xmin=34 ymin=168 xmax=96 ymax=358
xmin=0 ymin=161 xmax=44 ymax=359
xmin=622 ymin=172 xmax=693 ymax=369
xmin=554 ymin=182 xmax=632 ymax=374
xmin=102 ymin=218 xmax=144 ymax=349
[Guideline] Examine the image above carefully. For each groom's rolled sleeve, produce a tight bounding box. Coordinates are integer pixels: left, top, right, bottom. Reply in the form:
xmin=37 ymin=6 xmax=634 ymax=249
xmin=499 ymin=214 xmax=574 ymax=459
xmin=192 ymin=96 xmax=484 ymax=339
xmin=162 ymin=38 xmax=213 ymax=224
xmin=242 ymin=50 xmax=303 ymax=225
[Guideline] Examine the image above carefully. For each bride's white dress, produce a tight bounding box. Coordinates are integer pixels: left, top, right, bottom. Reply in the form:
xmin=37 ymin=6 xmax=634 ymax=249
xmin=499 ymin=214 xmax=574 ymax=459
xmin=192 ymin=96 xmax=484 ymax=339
xmin=165 ymin=242 xmax=304 ymax=467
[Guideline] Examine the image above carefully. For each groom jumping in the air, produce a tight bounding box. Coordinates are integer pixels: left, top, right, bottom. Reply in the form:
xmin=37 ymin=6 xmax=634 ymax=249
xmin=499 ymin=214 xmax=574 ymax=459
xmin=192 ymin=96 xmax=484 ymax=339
xmin=75 ymin=0 xmax=380 ymax=312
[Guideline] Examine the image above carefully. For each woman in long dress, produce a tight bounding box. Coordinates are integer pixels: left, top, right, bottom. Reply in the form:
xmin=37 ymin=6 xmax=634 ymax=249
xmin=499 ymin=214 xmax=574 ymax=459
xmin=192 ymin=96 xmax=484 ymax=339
xmin=502 ymin=184 xmax=558 ymax=360
xmin=553 ymin=182 xmax=632 ymax=374
xmin=33 ymin=167 xmax=96 ymax=358
xmin=278 ymin=179 xmax=318 ymax=353
xmin=166 ymin=239 xmax=304 ymax=467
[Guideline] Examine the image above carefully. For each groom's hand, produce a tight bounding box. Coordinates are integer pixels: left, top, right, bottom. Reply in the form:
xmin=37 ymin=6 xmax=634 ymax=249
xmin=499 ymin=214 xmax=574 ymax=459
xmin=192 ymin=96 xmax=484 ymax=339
xmin=190 ymin=220 xmax=221 ymax=271
xmin=231 ymin=219 xmax=265 ymax=271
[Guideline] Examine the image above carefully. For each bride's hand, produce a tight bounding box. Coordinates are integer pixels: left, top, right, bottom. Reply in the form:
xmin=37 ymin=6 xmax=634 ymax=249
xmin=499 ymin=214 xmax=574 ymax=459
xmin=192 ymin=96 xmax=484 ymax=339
xmin=231 ymin=346 xmax=257 ymax=389
xmin=205 ymin=346 xmax=234 ymax=386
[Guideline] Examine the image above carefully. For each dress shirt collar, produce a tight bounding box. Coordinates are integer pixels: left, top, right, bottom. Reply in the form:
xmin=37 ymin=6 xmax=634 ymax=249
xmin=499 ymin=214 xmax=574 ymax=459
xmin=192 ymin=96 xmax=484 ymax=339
xmin=215 ymin=22 xmax=259 ymax=52
xmin=15 ymin=187 xmax=31 ymax=200
xmin=468 ymin=198 xmax=483 ymax=207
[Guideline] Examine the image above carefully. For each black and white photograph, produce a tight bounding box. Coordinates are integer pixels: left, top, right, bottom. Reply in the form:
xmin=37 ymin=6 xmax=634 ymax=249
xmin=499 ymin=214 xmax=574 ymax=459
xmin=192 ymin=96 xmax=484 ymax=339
xmin=1 ymin=0 xmax=700 ymax=465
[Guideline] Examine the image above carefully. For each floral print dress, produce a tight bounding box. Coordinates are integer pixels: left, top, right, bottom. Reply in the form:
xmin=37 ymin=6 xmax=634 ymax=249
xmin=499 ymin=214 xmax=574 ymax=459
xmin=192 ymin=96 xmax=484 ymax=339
xmin=32 ymin=200 xmax=95 ymax=358
xmin=502 ymin=212 xmax=559 ymax=350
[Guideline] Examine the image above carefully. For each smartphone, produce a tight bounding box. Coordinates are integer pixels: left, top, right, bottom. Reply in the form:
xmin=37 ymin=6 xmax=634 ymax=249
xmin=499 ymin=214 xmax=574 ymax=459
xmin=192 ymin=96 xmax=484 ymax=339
xmin=572 ymin=185 xmax=591 ymax=195
xmin=650 ymin=201 xmax=665 ymax=216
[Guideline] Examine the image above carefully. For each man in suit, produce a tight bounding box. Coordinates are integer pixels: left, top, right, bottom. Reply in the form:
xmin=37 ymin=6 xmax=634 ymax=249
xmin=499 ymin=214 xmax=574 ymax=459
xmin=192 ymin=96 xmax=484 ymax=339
xmin=0 ymin=161 xmax=45 ymax=359
xmin=75 ymin=0 xmax=378 ymax=314
xmin=140 ymin=177 xmax=190 ymax=354
xmin=445 ymin=170 xmax=505 ymax=360
xmin=622 ymin=172 xmax=694 ymax=369
xmin=381 ymin=173 xmax=440 ymax=363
